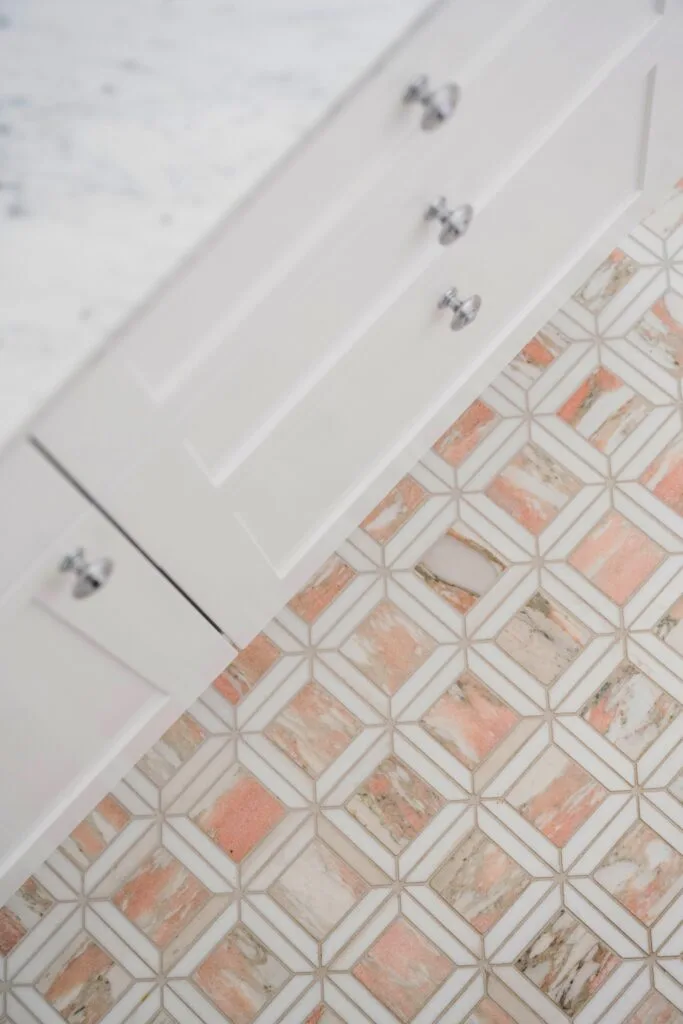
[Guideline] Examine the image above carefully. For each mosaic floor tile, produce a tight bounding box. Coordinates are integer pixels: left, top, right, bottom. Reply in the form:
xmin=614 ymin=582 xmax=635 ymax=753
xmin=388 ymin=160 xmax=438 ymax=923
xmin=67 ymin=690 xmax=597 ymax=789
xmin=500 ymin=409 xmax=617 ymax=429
xmin=595 ymin=821 xmax=683 ymax=925
xmin=420 ymin=671 xmax=519 ymax=769
xmin=352 ymin=917 xmax=452 ymax=1021
xmin=414 ymin=527 xmax=507 ymax=613
xmin=194 ymin=923 xmax=290 ymax=1023
xmin=581 ymin=661 xmax=679 ymax=759
xmin=507 ymin=746 xmax=607 ymax=846
xmin=516 ymin=910 xmax=620 ymax=1015
xmin=361 ymin=475 xmax=427 ymax=543
xmin=269 ymin=839 xmax=368 ymax=939
xmin=430 ymin=829 xmax=530 ymax=932
xmin=264 ymin=679 xmax=361 ymax=777
xmin=346 ymin=755 xmax=445 ymax=853
xmin=191 ymin=766 xmax=285 ymax=862
xmin=12 ymin=178 xmax=683 ymax=1024
xmin=486 ymin=443 xmax=581 ymax=534
xmin=569 ymin=511 xmax=664 ymax=604
xmin=36 ymin=934 xmax=132 ymax=1024
xmin=340 ymin=599 xmax=436 ymax=695
xmin=496 ymin=590 xmax=591 ymax=685
xmin=432 ymin=398 xmax=499 ymax=467
xmin=558 ymin=367 xmax=651 ymax=453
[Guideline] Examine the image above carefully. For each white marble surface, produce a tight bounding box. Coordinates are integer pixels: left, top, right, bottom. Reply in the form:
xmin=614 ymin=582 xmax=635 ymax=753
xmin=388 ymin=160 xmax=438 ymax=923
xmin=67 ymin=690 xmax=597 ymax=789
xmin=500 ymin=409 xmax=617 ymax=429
xmin=0 ymin=0 xmax=432 ymax=444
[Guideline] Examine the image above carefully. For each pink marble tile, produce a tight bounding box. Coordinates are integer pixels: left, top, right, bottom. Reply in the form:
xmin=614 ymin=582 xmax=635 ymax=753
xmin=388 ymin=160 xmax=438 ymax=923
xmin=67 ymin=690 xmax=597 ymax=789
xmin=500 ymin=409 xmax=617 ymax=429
xmin=194 ymin=924 xmax=290 ymax=1024
xmin=137 ymin=712 xmax=206 ymax=787
xmin=505 ymin=326 xmax=567 ymax=390
xmin=508 ymin=746 xmax=607 ymax=847
xmin=432 ymin=399 xmax=499 ymax=468
xmin=213 ymin=633 xmax=281 ymax=706
xmin=352 ymin=917 xmax=452 ymax=1022
xmin=558 ymin=367 xmax=650 ymax=453
xmin=466 ymin=998 xmax=515 ymax=1024
xmin=581 ymin=661 xmax=679 ymax=759
xmin=486 ymin=443 xmax=581 ymax=534
xmin=113 ymin=847 xmax=210 ymax=947
xmin=516 ymin=910 xmax=620 ymax=1015
xmin=192 ymin=766 xmax=285 ymax=862
xmin=288 ymin=554 xmax=356 ymax=624
xmin=341 ymin=600 xmax=436 ymax=695
xmin=0 ymin=876 xmax=53 ymax=956
xmin=61 ymin=794 xmax=130 ymax=869
xmin=269 ymin=839 xmax=368 ymax=939
xmin=569 ymin=511 xmax=664 ymax=604
xmin=497 ymin=591 xmax=591 ymax=685
xmin=347 ymin=756 xmax=445 ymax=853
xmin=574 ymin=248 xmax=639 ymax=314
xmin=628 ymin=291 xmax=683 ymax=376
xmin=641 ymin=435 xmax=683 ymax=515
xmin=264 ymin=680 xmax=360 ymax=777
xmin=421 ymin=671 xmax=519 ymax=769
xmin=431 ymin=829 xmax=529 ymax=932
xmin=414 ymin=528 xmax=507 ymax=614
xmin=361 ymin=475 xmax=427 ymax=544
xmin=595 ymin=822 xmax=683 ymax=925
xmin=627 ymin=991 xmax=683 ymax=1024
xmin=304 ymin=1007 xmax=344 ymax=1024
xmin=37 ymin=934 xmax=131 ymax=1024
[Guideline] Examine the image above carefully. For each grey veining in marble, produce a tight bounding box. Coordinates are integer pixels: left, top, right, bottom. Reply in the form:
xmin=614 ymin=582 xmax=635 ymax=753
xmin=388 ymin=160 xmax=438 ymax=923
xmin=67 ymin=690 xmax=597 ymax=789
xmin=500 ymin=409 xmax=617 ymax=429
xmin=0 ymin=0 xmax=432 ymax=445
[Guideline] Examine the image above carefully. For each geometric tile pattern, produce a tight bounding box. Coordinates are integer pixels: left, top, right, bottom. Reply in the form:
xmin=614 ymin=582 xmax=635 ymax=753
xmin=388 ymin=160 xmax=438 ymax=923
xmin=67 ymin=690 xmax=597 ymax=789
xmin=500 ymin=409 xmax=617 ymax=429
xmin=6 ymin=186 xmax=683 ymax=1023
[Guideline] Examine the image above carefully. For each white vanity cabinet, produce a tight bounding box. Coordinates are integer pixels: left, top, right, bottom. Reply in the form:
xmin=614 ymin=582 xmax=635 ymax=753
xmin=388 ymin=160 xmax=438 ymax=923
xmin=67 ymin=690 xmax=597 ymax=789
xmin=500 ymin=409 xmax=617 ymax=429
xmin=0 ymin=443 xmax=234 ymax=903
xmin=31 ymin=0 xmax=683 ymax=648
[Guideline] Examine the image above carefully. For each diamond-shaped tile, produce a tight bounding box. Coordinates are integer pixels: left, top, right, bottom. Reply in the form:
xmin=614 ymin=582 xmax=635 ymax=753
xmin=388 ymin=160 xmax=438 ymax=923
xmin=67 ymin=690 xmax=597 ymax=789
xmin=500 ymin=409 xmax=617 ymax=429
xmin=37 ymin=933 xmax=132 ymax=1024
xmin=346 ymin=756 xmax=444 ymax=854
xmin=192 ymin=766 xmax=285 ymax=862
xmin=112 ymin=847 xmax=211 ymax=947
xmin=264 ymin=680 xmax=361 ymax=778
xmin=655 ymin=597 xmax=683 ymax=654
xmin=269 ymin=839 xmax=368 ymax=939
xmin=137 ymin=712 xmax=206 ymax=787
xmin=594 ymin=822 xmax=683 ymax=925
xmin=581 ymin=661 xmax=679 ymax=759
xmin=194 ymin=923 xmax=290 ymax=1023
xmin=213 ymin=633 xmax=281 ymax=706
xmin=288 ymin=554 xmax=356 ymax=624
xmin=430 ymin=829 xmax=530 ymax=932
xmin=515 ymin=910 xmax=620 ymax=1015
xmin=340 ymin=600 xmax=436 ymax=695
xmin=558 ymin=367 xmax=650 ymax=454
xmin=505 ymin=325 xmax=568 ymax=391
xmin=486 ymin=443 xmax=581 ymax=534
xmin=574 ymin=248 xmax=639 ymax=315
xmin=432 ymin=399 xmax=499 ymax=468
xmin=569 ymin=511 xmax=664 ymax=604
xmin=421 ymin=671 xmax=519 ymax=769
xmin=352 ymin=917 xmax=452 ymax=1022
xmin=641 ymin=435 xmax=683 ymax=516
xmin=508 ymin=746 xmax=607 ymax=846
xmin=496 ymin=591 xmax=591 ymax=685
xmin=627 ymin=991 xmax=683 ymax=1024
xmin=0 ymin=877 xmax=53 ymax=956
xmin=465 ymin=998 xmax=515 ymax=1024
xmin=60 ymin=794 xmax=130 ymax=868
xmin=628 ymin=291 xmax=683 ymax=377
xmin=304 ymin=1007 xmax=345 ymax=1024
xmin=414 ymin=527 xmax=507 ymax=614
xmin=361 ymin=475 xmax=427 ymax=544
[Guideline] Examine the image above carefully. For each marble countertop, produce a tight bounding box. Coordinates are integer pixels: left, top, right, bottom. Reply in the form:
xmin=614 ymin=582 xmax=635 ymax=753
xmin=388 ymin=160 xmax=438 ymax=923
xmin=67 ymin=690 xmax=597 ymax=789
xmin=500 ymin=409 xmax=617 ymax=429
xmin=0 ymin=0 xmax=432 ymax=445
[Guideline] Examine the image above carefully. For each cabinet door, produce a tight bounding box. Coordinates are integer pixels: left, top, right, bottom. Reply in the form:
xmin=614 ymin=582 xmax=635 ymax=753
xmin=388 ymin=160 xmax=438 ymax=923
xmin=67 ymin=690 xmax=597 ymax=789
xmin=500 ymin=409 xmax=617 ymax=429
xmin=0 ymin=444 xmax=234 ymax=904
xmin=32 ymin=0 xmax=683 ymax=647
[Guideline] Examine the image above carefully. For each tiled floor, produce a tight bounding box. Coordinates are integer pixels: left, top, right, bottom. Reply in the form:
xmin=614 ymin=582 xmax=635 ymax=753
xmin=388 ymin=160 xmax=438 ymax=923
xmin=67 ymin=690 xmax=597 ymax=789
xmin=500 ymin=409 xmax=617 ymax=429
xmin=4 ymin=183 xmax=683 ymax=1024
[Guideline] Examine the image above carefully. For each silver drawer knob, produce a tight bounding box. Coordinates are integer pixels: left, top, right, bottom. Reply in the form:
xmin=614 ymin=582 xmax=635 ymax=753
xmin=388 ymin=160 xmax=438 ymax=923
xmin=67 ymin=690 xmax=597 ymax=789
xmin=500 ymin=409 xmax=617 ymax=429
xmin=59 ymin=548 xmax=114 ymax=599
xmin=403 ymin=74 xmax=460 ymax=131
xmin=439 ymin=287 xmax=482 ymax=331
xmin=425 ymin=197 xmax=473 ymax=245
